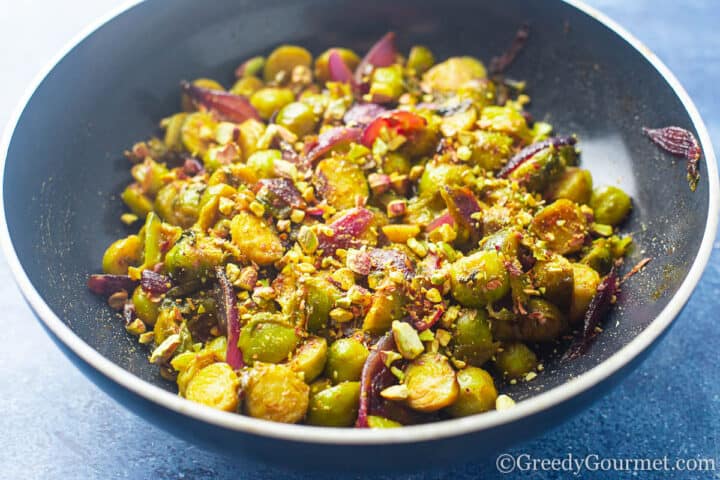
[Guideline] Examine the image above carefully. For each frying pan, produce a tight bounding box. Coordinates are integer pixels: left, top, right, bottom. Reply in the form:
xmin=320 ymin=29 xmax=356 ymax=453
xmin=1 ymin=0 xmax=717 ymax=472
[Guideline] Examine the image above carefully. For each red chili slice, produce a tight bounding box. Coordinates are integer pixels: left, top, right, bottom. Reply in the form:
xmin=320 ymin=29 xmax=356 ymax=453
xmin=361 ymin=110 xmax=427 ymax=147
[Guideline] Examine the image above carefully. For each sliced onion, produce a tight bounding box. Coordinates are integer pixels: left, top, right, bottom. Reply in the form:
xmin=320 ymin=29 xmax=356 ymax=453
xmin=328 ymin=49 xmax=354 ymax=83
xmin=426 ymin=212 xmax=455 ymax=233
xmin=317 ymin=207 xmax=374 ymax=255
xmin=356 ymin=333 xmax=395 ymax=428
xmin=214 ymin=266 xmax=244 ymax=369
xmin=343 ymin=103 xmax=388 ymax=126
xmin=181 ymin=81 xmax=260 ymax=123
xmin=497 ymin=136 xmax=577 ymax=178
xmin=140 ymin=270 xmax=172 ymax=295
xmin=87 ymin=274 xmax=138 ymax=296
xmin=441 ymin=186 xmax=483 ymax=245
xmin=305 ymin=127 xmax=362 ymax=163
xmin=354 ymin=32 xmax=398 ymax=85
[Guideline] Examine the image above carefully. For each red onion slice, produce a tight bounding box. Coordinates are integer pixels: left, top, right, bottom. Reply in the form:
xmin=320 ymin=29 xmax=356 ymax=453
xmin=305 ymin=127 xmax=362 ymax=163
xmin=181 ymin=81 xmax=260 ymax=123
xmin=214 ymin=266 xmax=244 ymax=369
xmin=87 ymin=274 xmax=138 ymax=296
xmin=354 ymin=32 xmax=398 ymax=85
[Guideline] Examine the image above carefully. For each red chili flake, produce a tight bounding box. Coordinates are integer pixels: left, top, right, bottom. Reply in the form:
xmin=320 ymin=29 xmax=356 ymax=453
xmin=489 ymin=24 xmax=530 ymax=75
xmin=621 ymin=257 xmax=651 ymax=284
xmin=643 ymin=126 xmax=702 ymax=191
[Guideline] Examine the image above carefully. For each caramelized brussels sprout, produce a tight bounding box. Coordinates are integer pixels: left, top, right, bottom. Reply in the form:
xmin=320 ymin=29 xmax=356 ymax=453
xmin=370 ymin=64 xmax=404 ymax=102
xmin=132 ymin=286 xmax=160 ymax=325
xmin=418 ymin=161 xmax=467 ymax=199
xmin=404 ymin=353 xmax=459 ymax=412
xmin=530 ymin=199 xmax=588 ymax=255
xmin=314 ymin=156 xmax=369 ymax=209
xmin=185 ymin=362 xmax=240 ymax=412
xmin=494 ymin=342 xmax=538 ymax=379
xmin=532 ymin=255 xmax=574 ymax=310
xmin=493 ymin=298 xmax=567 ymax=342
xmin=367 ymin=416 xmax=402 ymax=428
xmin=250 ymin=87 xmax=295 ymax=119
xmin=121 ymin=184 xmax=153 ymax=217
xmin=325 ymin=337 xmax=369 ymax=384
xmin=243 ymin=363 xmax=309 ymax=423
xmin=569 ymin=263 xmax=600 ymax=322
xmin=422 ymin=57 xmax=486 ymax=92
xmin=446 ymin=367 xmax=498 ymax=417
xmin=450 ymin=250 xmax=510 ymax=308
xmin=102 ymin=235 xmax=142 ymax=275
xmin=546 ymin=167 xmax=593 ymax=204
xmin=470 ymin=131 xmax=514 ymax=171
xmin=304 ymin=277 xmax=342 ymax=332
xmin=276 ymin=102 xmax=317 ymax=137
xmin=289 ymin=336 xmax=328 ymax=383
xmin=164 ymin=233 xmax=225 ymax=280
xmin=306 ymin=381 xmax=360 ymax=426
xmin=230 ymin=211 xmax=284 ymax=266
xmin=362 ymin=280 xmax=406 ymax=334
xmin=450 ymin=308 xmax=497 ymax=366
xmin=247 ymin=149 xmax=281 ymax=179
xmin=263 ymin=45 xmax=312 ymax=83
xmin=181 ymin=112 xmax=218 ymax=156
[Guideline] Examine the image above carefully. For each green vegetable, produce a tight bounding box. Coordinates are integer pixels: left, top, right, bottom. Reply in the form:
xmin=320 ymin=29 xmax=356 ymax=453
xmin=450 ymin=250 xmax=510 ymax=308
xmin=250 ymin=88 xmax=295 ymax=120
xmin=450 ymin=308 xmax=497 ymax=366
xmin=325 ymin=337 xmax=369 ymax=384
xmin=276 ymin=102 xmax=317 ymax=137
xmin=590 ymin=186 xmax=632 ymax=225
xmin=238 ymin=315 xmax=300 ymax=365
xmin=407 ymin=46 xmax=435 ymax=74
xmin=446 ymin=367 xmax=498 ymax=417
xmin=244 ymin=363 xmax=309 ymax=423
xmin=306 ymin=381 xmax=360 ymax=426
xmin=494 ymin=342 xmax=538 ymax=379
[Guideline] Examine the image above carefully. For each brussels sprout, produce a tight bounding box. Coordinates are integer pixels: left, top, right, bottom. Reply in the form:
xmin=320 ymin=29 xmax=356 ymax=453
xmin=230 ymin=75 xmax=264 ymax=97
xmin=314 ymin=48 xmax=361 ymax=83
xmin=243 ymin=363 xmax=309 ymax=423
xmin=478 ymin=106 xmax=530 ymax=142
xmin=325 ymin=337 xmax=369 ymax=384
xmin=362 ymin=280 xmax=406 ymax=334
xmin=580 ymin=238 xmax=614 ymax=275
xmin=121 ymin=184 xmax=153 ymax=217
xmin=185 ymin=362 xmax=240 ymax=412
xmin=450 ymin=250 xmax=510 ymax=308
xmin=532 ymin=255 xmax=574 ymax=310
xmin=203 ymin=143 xmax=241 ymax=172
xmin=404 ymin=353 xmax=459 ymax=412
xmin=446 ymin=367 xmax=497 ymax=417
xmin=569 ymin=263 xmax=600 ymax=322
xmin=369 ymin=64 xmax=404 ymax=102
xmin=407 ymin=46 xmax=435 ymax=74
xmin=367 ymin=416 xmax=402 ymax=428
xmin=382 ymin=152 xmax=411 ymax=175
xmin=162 ymin=112 xmax=188 ymax=151
xmin=181 ymin=112 xmax=218 ymax=156
xmin=132 ymin=286 xmax=160 ymax=325
xmin=247 ymin=149 xmax=282 ymax=179
xmin=494 ymin=342 xmax=538 ymax=379
xmin=237 ymin=119 xmax=266 ymax=161
xmin=238 ymin=315 xmax=300 ymax=365
xmin=250 ymin=87 xmax=295 ymax=120
xmin=530 ymin=199 xmax=588 ymax=255
xmin=102 ymin=235 xmax=142 ymax=275
xmin=289 ymin=336 xmax=328 ymax=383
xmin=508 ymin=145 xmax=572 ymax=192
xmin=263 ymin=45 xmax=312 ymax=83
xmin=276 ymin=102 xmax=317 ymax=137
xmin=422 ymin=57 xmax=487 ymax=92
xmin=418 ymin=161 xmax=467 ymax=199
xmin=314 ymin=156 xmax=369 ymax=210
xmin=164 ymin=233 xmax=225 ymax=280
xmin=493 ymin=298 xmax=567 ymax=342
xmin=230 ymin=211 xmax=284 ymax=266
xmin=470 ymin=131 xmax=514 ymax=171
xmin=304 ymin=277 xmax=342 ymax=332
xmin=545 ymin=167 xmax=593 ymax=205
xmin=590 ymin=186 xmax=632 ymax=226
xmin=450 ymin=308 xmax=497 ymax=366
xmin=306 ymin=381 xmax=360 ymax=427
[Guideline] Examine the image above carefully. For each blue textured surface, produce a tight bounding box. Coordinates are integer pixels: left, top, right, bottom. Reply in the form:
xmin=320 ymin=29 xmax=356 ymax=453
xmin=0 ymin=1 xmax=718 ymax=478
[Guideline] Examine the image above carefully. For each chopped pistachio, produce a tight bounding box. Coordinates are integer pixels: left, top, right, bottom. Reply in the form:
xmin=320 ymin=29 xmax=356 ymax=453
xmin=392 ymin=321 xmax=424 ymax=360
xmin=425 ymin=287 xmax=442 ymax=303
xmin=382 ymin=350 xmax=403 ymax=367
xmin=495 ymin=394 xmax=516 ymax=411
xmin=418 ymin=329 xmax=434 ymax=342
xmin=120 ymin=213 xmax=138 ymax=225
xmin=249 ymin=200 xmax=265 ymax=217
xmin=331 ymin=268 xmax=355 ymax=291
xmin=329 ymin=308 xmax=354 ymax=323
xmin=297 ymin=226 xmax=318 ymax=254
xmin=435 ymin=328 xmax=452 ymax=347
xmin=149 ymin=333 xmax=180 ymax=364
xmin=380 ymin=384 xmax=409 ymax=401
xmin=108 ymin=290 xmax=128 ymax=311
xmin=407 ymin=237 xmax=428 ymax=257
xmin=125 ymin=318 xmax=146 ymax=336
xmin=138 ymin=331 xmax=155 ymax=344
xmin=390 ymin=366 xmax=405 ymax=382
xmin=290 ymin=209 xmax=306 ymax=224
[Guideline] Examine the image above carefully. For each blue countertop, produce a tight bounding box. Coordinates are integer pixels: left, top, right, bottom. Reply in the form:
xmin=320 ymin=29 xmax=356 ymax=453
xmin=0 ymin=1 xmax=718 ymax=478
